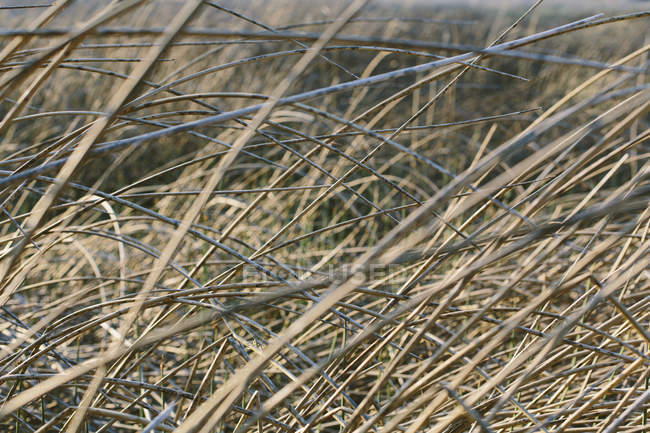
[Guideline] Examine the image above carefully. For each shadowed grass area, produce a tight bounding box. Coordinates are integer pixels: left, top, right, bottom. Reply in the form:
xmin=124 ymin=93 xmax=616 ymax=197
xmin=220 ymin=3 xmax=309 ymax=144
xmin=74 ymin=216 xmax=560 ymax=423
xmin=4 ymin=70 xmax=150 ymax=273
xmin=0 ymin=1 xmax=648 ymax=432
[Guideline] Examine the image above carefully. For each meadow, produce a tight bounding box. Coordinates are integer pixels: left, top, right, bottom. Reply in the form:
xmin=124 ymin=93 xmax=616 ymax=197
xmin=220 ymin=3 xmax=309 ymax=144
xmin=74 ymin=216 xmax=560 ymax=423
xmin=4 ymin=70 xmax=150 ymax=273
xmin=0 ymin=0 xmax=649 ymax=432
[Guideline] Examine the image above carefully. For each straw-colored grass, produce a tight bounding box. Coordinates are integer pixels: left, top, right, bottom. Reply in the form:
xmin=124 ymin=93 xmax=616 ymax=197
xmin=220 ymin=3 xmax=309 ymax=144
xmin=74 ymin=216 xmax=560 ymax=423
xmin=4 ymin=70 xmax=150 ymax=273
xmin=0 ymin=1 xmax=648 ymax=432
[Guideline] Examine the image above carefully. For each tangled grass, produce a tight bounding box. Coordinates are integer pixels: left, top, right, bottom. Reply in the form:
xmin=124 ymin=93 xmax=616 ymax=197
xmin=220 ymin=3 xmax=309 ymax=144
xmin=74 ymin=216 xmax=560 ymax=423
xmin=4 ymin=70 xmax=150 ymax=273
xmin=0 ymin=0 xmax=649 ymax=432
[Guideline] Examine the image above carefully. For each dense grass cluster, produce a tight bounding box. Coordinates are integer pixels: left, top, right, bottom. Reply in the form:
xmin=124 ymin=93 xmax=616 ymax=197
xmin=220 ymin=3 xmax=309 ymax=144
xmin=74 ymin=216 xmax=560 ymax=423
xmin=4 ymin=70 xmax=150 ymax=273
xmin=0 ymin=1 xmax=649 ymax=432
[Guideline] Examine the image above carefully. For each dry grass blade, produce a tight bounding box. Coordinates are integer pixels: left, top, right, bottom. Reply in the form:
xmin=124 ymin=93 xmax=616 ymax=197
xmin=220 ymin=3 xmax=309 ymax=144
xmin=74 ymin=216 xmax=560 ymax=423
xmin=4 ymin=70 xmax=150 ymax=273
xmin=0 ymin=1 xmax=648 ymax=432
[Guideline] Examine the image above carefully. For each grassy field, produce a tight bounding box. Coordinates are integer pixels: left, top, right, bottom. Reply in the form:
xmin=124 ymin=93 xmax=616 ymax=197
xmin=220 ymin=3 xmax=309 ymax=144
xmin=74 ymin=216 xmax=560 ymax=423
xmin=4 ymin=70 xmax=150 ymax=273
xmin=0 ymin=1 xmax=649 ymax=432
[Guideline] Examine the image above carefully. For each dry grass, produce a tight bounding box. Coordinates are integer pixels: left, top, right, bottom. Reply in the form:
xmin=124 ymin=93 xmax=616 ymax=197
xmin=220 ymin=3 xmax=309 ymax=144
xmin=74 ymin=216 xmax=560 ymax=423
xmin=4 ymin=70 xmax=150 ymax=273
xmin=0 ymin=1 xmax=649 ymax=432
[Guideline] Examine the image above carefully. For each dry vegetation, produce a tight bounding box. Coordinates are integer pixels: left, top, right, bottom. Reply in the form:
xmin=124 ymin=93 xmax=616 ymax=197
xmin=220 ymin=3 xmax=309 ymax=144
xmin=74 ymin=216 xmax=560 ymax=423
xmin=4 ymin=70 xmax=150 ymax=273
xmin=0 ymin=0 xmax=649 ymax=432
